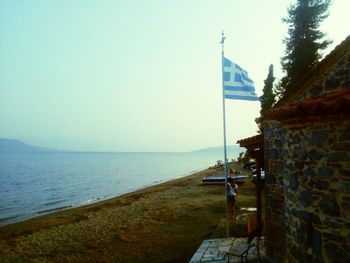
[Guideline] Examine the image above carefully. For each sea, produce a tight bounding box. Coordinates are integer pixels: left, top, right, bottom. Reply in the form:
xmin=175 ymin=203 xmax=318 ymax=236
xmin=0 ymin=149 xmax=241 ymax=226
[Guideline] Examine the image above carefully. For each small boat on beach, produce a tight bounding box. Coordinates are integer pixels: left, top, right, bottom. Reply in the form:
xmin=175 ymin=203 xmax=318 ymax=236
xmin=202 ymin=174 xmax=248 ymax=185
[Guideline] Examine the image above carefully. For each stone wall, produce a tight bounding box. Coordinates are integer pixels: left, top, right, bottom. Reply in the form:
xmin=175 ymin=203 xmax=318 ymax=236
xmin=264 ymin=120 xmax=286 ymax=262
xmin=289 ymin=50 xmax=350 ymax=103
xmin=283 ymin=118 xmax=350 ymax=262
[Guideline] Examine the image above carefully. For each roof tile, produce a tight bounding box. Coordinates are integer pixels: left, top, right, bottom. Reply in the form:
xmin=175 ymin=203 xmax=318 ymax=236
xmin=266 ymin=88 xmax=350 ymax=121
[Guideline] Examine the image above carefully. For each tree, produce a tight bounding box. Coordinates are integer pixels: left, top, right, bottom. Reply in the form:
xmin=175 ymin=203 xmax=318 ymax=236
xmin=274 ymin=81 xmax=285 ymax=100
xmin=260 ymin=64 xmax=276 ymax=116
xmin=237 ymin=151 xmax=251 ymax=168
xmin=280 ymin=0 xmax=332 ymax=92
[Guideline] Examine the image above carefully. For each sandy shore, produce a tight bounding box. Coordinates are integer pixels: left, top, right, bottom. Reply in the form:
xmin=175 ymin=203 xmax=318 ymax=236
xmin=0 ymin=166 xmax=258 ymax=262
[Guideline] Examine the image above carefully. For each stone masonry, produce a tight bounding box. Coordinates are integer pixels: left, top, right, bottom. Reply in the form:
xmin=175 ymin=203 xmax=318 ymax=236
xmin=283 ymin=119 xmax=350 ymax=262
xmin=264 ymin=120 xmax=286 ymax=262
xmin=290 ymin=51 xmax=350 ymax=102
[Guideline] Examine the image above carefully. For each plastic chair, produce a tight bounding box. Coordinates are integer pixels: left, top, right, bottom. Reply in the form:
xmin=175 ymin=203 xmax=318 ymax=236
xmin=226 ymin=223 xmax=263 ymax=262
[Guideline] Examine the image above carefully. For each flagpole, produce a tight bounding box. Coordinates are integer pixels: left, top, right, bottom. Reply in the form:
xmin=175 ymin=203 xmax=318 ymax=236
xmin=220 ymin=31 xmax=230 ymax=238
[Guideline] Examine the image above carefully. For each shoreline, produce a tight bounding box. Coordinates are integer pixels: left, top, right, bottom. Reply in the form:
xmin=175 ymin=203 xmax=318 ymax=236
xmin=0 ymin=167 xmax=211 ymax=234
xmin=0 ymin=165 xmax=258 ymax=262
xmin=0 ymin=167 xmax=206 ymax=228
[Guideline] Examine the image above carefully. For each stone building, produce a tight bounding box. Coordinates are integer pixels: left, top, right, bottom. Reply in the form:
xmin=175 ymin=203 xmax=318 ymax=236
xmin=240 ymin=36 xmax=350 ymax=262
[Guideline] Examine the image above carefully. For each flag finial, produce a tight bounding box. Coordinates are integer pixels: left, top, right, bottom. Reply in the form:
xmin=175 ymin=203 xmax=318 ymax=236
xmin=220 ymin=31 xmax=226 ymax=44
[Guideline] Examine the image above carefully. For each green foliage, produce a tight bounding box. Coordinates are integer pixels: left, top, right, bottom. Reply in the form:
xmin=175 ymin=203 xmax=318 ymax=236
xmin=237 ymin=151 xmax=251 ymax=167
xmin=260 ymin=64 xmax=276 ymax=116
xmin=237 ymin=152 xmax=244 ymax=163
xmin=280 ymin=0 xmax=332 ymax=91
xmin=273 ymin=80 xmax=285 ymax=101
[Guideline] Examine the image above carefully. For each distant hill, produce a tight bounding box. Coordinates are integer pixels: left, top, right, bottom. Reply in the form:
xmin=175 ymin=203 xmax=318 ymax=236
xmin=189 ymin=145 xmax=245 ymax=155
xmin=0 ymin=138 xmax=57 ymax=152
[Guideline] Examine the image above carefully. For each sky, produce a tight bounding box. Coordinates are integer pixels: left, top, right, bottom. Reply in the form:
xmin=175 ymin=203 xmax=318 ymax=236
xmin=0 ymin=0 xmax=349 ymax=152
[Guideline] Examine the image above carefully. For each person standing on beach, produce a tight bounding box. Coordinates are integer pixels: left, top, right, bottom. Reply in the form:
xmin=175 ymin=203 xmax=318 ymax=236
xmin=226 ymin=178 xmax=238 ymax=219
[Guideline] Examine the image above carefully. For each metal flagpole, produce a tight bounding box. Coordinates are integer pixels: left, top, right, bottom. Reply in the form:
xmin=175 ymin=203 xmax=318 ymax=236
xmin=220 ymin=31 xmax=230 ymax=238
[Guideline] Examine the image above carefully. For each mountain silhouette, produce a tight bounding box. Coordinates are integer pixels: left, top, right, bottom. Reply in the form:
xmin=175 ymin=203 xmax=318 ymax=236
xmin=0 ymin=138 xmax=57 ymax=152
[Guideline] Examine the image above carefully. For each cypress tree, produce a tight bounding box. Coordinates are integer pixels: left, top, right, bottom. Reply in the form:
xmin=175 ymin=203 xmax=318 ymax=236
xmin=280 ymin=0 xmax=332 ymax=92
xmin=260 ymin=64 xmax=275 ymax=116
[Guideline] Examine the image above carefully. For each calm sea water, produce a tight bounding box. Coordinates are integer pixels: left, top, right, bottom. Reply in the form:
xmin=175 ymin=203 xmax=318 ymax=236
xmin=0 ymin=150 xmax=238 ymax=226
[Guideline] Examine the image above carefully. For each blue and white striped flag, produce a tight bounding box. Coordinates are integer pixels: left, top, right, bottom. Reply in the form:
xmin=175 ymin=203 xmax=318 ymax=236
xmin=223 ymin=57 xmax=259 ymax=101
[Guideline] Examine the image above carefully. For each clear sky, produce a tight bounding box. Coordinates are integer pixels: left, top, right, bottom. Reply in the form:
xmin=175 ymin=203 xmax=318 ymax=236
xmin=0 ymin=0 xmax=349 ymax=152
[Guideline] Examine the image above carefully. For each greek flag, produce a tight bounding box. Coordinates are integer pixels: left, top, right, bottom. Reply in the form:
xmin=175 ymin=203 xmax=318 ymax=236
xmin=223 ymin=57 xmax=259 ymax=101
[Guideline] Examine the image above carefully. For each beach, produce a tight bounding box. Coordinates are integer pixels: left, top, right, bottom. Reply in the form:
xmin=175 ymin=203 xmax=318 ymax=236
xmin=0 ymin=166 xmax=258 ymax=262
